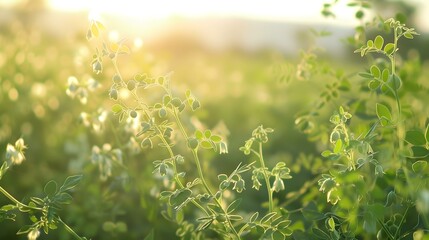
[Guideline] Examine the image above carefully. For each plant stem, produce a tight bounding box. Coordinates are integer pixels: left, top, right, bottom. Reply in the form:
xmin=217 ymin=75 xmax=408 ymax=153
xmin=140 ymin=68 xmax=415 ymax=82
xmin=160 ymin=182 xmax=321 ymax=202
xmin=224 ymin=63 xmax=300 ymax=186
xmin=173 ymin=111 xmax=240 ymax=239
xmin=258 ymin=142 xmax=273 ymax=213
xmin=0 ymin=186 xmax=42 ymax=211
xmin=57 ymin=217 xmax=85 ymax=240
xmin=156 ymin=127 xmax=210 ymax=216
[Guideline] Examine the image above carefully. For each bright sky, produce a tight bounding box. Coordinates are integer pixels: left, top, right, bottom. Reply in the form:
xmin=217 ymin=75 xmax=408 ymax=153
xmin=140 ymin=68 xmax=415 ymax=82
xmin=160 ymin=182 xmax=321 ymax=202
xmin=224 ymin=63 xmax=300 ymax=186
xmin=48 ymin=0 xmax=358 ymax=25
xmin=1 ymin=0 xmax=427 ymax=31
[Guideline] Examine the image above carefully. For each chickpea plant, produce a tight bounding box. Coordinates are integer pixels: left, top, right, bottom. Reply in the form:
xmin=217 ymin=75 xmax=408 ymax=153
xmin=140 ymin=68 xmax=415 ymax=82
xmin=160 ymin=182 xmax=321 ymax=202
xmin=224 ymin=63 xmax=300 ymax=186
xmin=1 ymin=139 xmax=86 ymax=240
xmin=86 ymin=17 xmax=294 ymax=239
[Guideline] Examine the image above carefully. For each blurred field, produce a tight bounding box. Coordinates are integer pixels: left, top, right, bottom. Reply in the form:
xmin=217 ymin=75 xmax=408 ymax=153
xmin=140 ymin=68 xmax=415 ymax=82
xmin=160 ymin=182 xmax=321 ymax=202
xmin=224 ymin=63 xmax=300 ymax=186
xmin=1 ymin=2 xmax=429 ymax=239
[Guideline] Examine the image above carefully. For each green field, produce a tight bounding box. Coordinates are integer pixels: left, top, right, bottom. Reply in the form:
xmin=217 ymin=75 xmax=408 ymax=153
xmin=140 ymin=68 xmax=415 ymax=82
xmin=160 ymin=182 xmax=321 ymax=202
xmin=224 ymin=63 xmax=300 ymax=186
xmin=1 ymin=3 xmax=429 ymax=240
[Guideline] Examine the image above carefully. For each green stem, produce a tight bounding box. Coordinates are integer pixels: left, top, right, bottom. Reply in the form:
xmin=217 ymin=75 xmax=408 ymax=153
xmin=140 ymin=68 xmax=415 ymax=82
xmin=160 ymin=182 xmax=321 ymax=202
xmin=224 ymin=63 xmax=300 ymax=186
xmin=191 ymin=147 xmax=240 ymax=238
xmin=258 ymin=142 xmax=273 ymax=213
xmin=156 ymin=128 xmax=209 ymax=216
xmin=57 ymin=217 xmax=85 ymax=240
xmin=393 ymin=206 xmax=409 ymax=239
xmin=0 ymin=186 xmax=42 ymax=211
xmin=172 ymin=110 xmax=215 ymax=195
xmin=173 ymin=111 xmax=240 ymax=239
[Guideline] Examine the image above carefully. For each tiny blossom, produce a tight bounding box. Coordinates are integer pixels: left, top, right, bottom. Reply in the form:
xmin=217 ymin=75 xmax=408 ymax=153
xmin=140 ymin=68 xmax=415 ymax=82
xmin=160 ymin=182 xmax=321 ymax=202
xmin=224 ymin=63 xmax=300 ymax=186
xmin=27 ymin=229 xmax=40 ymax=240
xmin=87 ymin=78 xmax=101 ymax=91
xmin=66 ymin=76 xmax=79 ymax=98
xmin=219 ymin=141 xmax=228 ymax=154
xmin=5 ymin=138 xmax=27 ymax=165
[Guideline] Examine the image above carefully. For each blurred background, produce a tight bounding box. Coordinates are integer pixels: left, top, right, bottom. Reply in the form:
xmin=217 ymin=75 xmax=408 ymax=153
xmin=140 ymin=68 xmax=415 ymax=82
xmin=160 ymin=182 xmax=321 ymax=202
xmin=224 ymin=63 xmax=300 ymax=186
xmin=0 ymin=0 xmax=428 ymax=239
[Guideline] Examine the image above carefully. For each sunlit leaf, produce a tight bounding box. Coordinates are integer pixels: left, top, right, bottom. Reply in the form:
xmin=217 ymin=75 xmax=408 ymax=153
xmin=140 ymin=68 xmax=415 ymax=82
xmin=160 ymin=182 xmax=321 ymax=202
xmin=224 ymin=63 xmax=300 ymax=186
xmin=384 ymin=43 xmax=395 ymax=55
xmin=227 ymin=198 xmax=242 ymax=213
xmin=370 ymin=65 xmax=380 ymax=78
xmin=60 ymin=175 xmax=83 ymax=192
xmin=112 ymin=104 xmax=123 ymax=114
xmin=376 ymin=103 xmax=392 ymax=126
xmin=412 ymin=160 xmax=427 ymax=173
xmin=44 ymin=180 xmax=58 ymax=197
xmin=374 ymin=35 xmax=384 ymax=50
xmin=405 ymin=130 xmax=426 ymax=146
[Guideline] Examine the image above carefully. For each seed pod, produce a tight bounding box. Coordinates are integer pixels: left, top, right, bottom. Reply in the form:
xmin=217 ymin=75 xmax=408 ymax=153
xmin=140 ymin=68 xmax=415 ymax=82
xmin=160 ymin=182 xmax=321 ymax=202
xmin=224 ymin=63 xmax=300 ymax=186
xmin=129 ymin=110 xmax=137 ymax=118
xmin=109 ymin=89 xmax=118 ymax=100
xmin=127 ymin=80 xmax=136 ymax=91
xmin=112 ymin=74 xmax=121 ymax=84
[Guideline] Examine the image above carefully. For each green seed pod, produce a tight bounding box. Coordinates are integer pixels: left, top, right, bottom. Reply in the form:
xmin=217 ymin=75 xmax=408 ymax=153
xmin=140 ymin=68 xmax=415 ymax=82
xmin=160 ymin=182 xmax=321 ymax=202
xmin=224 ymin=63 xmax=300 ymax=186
xmin=109 ymin=89 xmax=118 ymax=100
xmin=112 ymin=74 xmax=121 ymax=84
xmin=158 ymin=108 xmax=167 ymax=118
xmin=127 ymin=80 xmax=136 ymax=91
xmin=187 ymin=138 xmax=198 ymax=149
xmin=129 ymin=110 xmax=137 ymax=118
xmin=159 ymin=163 xmax=167 ymax=176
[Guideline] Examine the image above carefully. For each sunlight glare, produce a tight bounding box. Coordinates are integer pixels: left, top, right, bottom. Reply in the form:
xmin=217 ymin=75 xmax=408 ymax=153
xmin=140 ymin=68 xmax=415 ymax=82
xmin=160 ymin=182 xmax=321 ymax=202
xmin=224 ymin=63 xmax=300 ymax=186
xmin=49 ymin=0 xmax=358 ymax=25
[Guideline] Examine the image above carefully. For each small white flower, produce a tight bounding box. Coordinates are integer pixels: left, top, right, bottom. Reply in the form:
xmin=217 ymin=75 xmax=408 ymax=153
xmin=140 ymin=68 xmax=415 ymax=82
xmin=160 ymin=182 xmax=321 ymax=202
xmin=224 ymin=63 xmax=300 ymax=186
xmin=5 ymin=138 xmax=27 ymax=165
xmin=27 ymin=229 xmax=40 ymax=240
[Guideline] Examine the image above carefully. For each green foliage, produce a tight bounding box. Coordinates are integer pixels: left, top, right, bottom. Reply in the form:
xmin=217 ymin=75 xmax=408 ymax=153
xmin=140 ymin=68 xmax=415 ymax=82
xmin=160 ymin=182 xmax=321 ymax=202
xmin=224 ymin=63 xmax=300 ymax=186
xmin=1 ymin=142 xmax=85 ymax=239
xmin=1 ymin=1 xmax=429 ymax=240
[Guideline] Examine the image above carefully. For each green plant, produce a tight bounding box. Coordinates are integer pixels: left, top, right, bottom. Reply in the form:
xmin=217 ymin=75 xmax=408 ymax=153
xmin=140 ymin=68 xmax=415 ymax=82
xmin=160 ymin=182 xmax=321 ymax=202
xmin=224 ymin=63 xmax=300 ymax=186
xmin=294 ymin=10 xmax=429 ymax=240
xmin=85 ymin=17 xmax=297 ymax=239
xmin=1 ymin=139 xmax=86 ymax=240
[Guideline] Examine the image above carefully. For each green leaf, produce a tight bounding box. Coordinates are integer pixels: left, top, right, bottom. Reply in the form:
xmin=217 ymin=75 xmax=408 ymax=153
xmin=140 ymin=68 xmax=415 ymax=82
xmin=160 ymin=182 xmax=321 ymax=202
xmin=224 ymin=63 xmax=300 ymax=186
xmin=370 ymin=65 xmax=380 ymax=78
xmin=16 ymin=225 xmax=33 ymax=235
xmin=228 ymin=214 xmax=243 ymax=221
xmin=411 ymin=146 xmax=429 ymax=158
xmin=384 ymin=43 xmax=395 ymax=55
xmin=368 ymin=80 xmax=380 ymax=90
xmin=30 ymin=197 xmax=44 ymax=206
xmin=328 ymin=217 xmax=335 ymax=231
xmin=204 ymin=130 xmax=211 ymax=138
xmin=302 ymin=201 xmax=325 ymax=221
xmin=321 ymin=150 xmax=332 ymax=157
xmin=260 ymin=212 xmax=277 ymax=223
xmin=0 ymin=204 xmax=16 ymax=211
xmin=144 ymin=229 xmax=155 ymax=240
xmin=249 ymin=212 xmax=259 ymax=222
xmin=200 ymin=140 xmax=212 ymax=149
xmin=359 ymin=72 xmax=373 ymax=79
xmin=227 ymin=198 xmax=242 ymax=213
xmin=195 ymin=130 xmax=203 ymax=140
xmin=162 ymin=95 xmax=171 ymax=105
xmin=355 ymin=10 xmax=364 ymax=19
xmin=112 ymin=104 xmax=123 ymax=114
xmin=333 ymin=139 xmax=342 ymax=153
xmin=55 ymin=192 xmax=73 ymax=205
xmin=210 ymin=135 xmax=222 ymax=143
xmin=388 ymin=74 xmax=402 ymax=90
xmin=44 ymin=180 xmax=58 ymax=197
xmin=412 ymin=160 xmax=427 ymax=173
xmin=102 ymin=221 xmax=116 ymax=232
xmin=382 ymin=68 xmax=389 ymax=82
xmin=197 ymin=219 xmax=213 ymax=231
xmin=366 ymin=40 xmax=374 ymax=48
xmin=60 ymin=175 xmax=82 ymax=192
xmin=116 ymin=222 xmax=127 ymax=232
xmin=376 ymin=103 xmax=392 ymax=126
xmin=374 ymin=35 xmax=384 ymax=50
xmin=405 ymin=130 xmax=426 ymax=146
xmin=272 ymin=230 xmax=285 ymax=240
xmin=169 ymin=189 xmax=192 ymax=208
xmin=403 ymin=32 xmax=413 ymax=39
